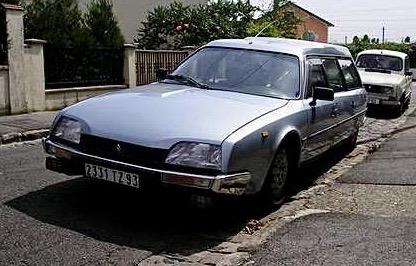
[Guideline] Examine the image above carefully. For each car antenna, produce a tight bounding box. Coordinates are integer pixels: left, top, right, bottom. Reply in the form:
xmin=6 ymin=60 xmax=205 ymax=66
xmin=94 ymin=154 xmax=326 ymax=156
xmin=254 ymin=20 xmax=278 ymax=39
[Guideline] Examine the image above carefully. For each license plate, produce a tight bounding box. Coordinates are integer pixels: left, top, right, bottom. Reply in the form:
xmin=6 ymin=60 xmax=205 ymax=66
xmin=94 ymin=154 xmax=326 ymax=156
xmin=85 ymin=163 xmax=140 ymax=188
xmin=368 ymin=98 xmax=380 ymax=104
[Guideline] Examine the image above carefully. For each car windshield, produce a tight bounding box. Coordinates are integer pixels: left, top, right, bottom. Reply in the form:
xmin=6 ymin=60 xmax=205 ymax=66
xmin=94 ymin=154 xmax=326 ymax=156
xmin=356 ymin=54 xmax=403 ymax=72
xmin=170 ymin=47 xmax=300 ymax=99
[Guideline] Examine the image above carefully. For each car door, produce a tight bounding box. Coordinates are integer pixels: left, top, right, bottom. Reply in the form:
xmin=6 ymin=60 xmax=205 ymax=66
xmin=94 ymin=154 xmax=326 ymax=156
xmin=321 ymin=58 xmax=352 ymax=143
xmin=338 ymin=58 xmax=367 ymax=124
xmin=302 ymin=58 xmax=337 ymax=160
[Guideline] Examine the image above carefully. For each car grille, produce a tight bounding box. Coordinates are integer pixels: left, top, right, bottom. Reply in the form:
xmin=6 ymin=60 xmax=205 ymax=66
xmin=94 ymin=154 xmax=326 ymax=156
xmin=80 ymin=134 xmax=169 ymax=169
xmin=78 ymin=134 xmax=220 ymax=176
xmin=363 ymin=84 xmax=391 ymax=94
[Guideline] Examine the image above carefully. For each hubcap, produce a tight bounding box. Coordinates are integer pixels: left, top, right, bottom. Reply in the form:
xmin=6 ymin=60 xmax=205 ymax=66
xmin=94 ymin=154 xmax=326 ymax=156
xmin=270 ymin=150 xmax=289 ymax=197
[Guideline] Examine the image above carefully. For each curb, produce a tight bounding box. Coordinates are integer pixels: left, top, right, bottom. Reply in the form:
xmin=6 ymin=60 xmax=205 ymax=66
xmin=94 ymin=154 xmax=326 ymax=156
xmin=0 ymin=129 xmax=49 ymax=145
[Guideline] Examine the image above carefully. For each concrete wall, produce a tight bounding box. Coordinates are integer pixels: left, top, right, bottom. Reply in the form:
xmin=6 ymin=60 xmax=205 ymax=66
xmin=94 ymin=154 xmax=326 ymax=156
xmin=4 ymin=4 xmax=27 ymax=114
xmin=45 ymin=85 xmax=127 ymax=111
xmin=0 ymin=66 xmax=9 ymax=115
xmin=0 ymin=4 xmax=135 ymax=116
xmin=24 ymin=39 xmax=46 ymax=112
xmin=79 ymin=0 xmax=208 ymax=42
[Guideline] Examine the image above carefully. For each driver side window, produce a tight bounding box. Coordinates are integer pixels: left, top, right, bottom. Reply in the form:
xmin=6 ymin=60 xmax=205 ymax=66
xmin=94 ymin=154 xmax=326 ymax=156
xmin=307 ymin=59 xmax=329 ymax=98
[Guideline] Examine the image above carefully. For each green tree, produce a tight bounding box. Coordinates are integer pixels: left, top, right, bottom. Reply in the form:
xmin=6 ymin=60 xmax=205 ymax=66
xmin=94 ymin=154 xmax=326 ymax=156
xmin=346 ymin=35 xmax=416 ymax=68
xmin=84 ymin=0 xmax=124 ymax=48
xmin=24 ymin=0 xmax=86 ymax=47
xmin=136 ymin=0 xmax=257 ymax=49
xmin=0 ymin=0 xmax=20 ymax=4
xmin=248 ymin=0 xmax=300 ymax=38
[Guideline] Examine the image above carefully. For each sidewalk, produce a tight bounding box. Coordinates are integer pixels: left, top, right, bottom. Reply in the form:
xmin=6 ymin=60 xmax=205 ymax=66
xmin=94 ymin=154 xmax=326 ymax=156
xmin=248 ymin=113 xmax=416 ymax=265
xmin=0 ymin=111 xmax=56 ymax=144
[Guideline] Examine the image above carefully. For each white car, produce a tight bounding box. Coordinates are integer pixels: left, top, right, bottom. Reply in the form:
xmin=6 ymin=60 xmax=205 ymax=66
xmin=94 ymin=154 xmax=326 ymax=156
xmin=356 ymin=49 xmax=412 ymax=113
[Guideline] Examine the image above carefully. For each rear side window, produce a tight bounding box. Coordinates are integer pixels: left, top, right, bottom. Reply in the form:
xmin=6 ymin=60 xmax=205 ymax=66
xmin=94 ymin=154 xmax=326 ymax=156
xmin=306 ymin=59 xmax=329 ymax=98
xmin=338 ymin=59 xmax=361 ymax=89
xmin=322 ymin=59 xmax=344 ymax=92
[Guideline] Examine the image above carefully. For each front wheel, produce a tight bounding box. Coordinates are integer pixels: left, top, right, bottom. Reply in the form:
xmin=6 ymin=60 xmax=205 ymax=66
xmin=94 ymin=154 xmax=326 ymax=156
xmin=263 ymin=147 xmax=290 ymax=205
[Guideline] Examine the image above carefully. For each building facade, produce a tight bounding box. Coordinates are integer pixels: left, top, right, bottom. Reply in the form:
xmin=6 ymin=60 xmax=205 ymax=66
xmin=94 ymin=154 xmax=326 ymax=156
xmin=290 ymin=3 xmax=334 ymax=43
xmin=80 ymin=0 xmax=208 ymax=43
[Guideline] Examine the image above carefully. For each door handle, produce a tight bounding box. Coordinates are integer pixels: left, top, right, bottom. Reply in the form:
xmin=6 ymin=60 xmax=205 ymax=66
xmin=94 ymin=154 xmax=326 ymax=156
xmin=331 ymin=104 xmax=339 ymax=118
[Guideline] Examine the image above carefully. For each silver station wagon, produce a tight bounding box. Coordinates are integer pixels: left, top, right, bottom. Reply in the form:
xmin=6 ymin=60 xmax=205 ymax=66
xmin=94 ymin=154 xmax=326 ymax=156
xmin=43 ymin=38 xmax=367 ymax=203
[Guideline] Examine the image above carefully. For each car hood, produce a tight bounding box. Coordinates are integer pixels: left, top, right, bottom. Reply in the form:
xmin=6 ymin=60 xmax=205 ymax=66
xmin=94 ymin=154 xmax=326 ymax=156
xmin=61 ymin=83 xmax=288 ymax=149
xmin=358 ymin=70 xmax=405 ymax=86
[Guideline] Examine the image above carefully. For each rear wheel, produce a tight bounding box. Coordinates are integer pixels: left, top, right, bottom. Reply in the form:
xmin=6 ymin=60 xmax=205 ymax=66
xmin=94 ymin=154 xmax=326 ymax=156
xmin=263 ymin=147 xmax=290 ymax=205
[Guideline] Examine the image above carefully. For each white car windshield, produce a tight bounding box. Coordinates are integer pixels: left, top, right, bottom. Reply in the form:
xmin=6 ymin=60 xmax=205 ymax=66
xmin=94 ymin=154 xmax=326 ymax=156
xmin=171 ymin=47 xmax=300 ymax=99
xmin=356 ymin=54 xmax=403 ymax=72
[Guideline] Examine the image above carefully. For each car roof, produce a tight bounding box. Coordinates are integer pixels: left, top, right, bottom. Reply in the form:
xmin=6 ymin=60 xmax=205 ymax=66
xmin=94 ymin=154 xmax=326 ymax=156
xmin=204 ymin=37 xmax=352 ymax=59
xmin=357 ymin=49 xmax=408 ymax=60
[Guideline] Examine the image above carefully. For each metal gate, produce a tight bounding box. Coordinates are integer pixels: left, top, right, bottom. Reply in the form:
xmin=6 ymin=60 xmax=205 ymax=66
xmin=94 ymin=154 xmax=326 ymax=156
xmin=136 ymin=50 xmax=190 ymax=86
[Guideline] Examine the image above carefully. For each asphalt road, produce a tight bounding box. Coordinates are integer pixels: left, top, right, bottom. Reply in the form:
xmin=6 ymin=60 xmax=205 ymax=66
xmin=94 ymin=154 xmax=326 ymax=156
xmin=0 ymin=135 xmax=358 ymax=265
xmin=250 ymin=114 xmax=416 ymax=266
xmin=0 ymin=141 xmax=252 ymax=265
xmin=1 ymin=86 xmax=415 ymax=265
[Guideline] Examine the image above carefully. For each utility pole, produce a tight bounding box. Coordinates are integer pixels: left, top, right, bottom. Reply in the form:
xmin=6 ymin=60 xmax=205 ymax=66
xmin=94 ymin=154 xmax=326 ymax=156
xmin=345 ymin=36 xmax=348 ymax=45
xmin=382 ymin=26 xmax=385 ymax=44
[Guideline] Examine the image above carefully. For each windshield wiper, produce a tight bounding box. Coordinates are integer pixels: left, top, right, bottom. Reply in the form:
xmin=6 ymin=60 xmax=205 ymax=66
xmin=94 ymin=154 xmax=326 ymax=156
xmin=165 ymin=74 xmax=210 ymax=89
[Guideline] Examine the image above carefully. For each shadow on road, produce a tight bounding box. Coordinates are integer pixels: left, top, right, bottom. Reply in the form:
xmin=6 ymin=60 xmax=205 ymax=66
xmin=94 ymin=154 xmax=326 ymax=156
xmin=4 ymin=145 xmax=349 ymax=257
xmin=366 ymin=105 xmax=402 ymax=119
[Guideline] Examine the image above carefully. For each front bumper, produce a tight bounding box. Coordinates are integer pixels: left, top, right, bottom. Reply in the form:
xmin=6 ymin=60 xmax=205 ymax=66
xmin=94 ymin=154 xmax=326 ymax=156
xmin=367 ymin=94 xmax=400 ymax=106
xmin=42 ymin=138 xmax=251 ymax=196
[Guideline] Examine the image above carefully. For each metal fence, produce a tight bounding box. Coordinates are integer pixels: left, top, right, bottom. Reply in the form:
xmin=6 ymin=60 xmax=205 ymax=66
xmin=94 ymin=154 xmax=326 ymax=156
xmin=136 ymin=50 xmax=190 ymax=86
xmin=44 ymin=46 xmax=124 ymax=89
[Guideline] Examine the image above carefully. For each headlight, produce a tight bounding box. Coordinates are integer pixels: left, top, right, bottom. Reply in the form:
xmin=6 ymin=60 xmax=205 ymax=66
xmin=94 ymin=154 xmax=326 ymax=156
xmin=52 ymin=117 xmax=81 ymax=144
xmin=165 ymin=142 xmax=222 ymax=170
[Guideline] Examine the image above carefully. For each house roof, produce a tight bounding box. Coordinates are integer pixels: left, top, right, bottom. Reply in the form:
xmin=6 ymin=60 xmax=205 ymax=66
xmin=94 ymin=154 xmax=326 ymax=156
xmin=290 ymin=3 xmax=334 ymax=27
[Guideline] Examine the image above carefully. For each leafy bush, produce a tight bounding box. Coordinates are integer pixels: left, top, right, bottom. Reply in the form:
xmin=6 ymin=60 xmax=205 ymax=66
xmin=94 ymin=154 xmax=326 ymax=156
xmin=24 ymin=0 xmax=124 ymax=48
xmin=346 ymin=35 xmax=416 ymax=67
xmin=248 ymin=0 xmax=300 ymax=39
xmin=136 ymin=0 xmax=300 ymax=50
xmin=0 ymin=0 xmax=20 ymax=4
xmin=136 ymin=0 xmax=258 ymax=49
xmin=24 ymin=0 xmax=85 ymax=47
xmin=83 ymin=0 xmax=124 ymax=48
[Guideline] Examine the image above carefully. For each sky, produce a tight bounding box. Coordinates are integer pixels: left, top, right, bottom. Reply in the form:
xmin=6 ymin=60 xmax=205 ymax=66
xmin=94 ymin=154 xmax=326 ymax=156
xmin=250 ymin=0 xmax=416 ymax=43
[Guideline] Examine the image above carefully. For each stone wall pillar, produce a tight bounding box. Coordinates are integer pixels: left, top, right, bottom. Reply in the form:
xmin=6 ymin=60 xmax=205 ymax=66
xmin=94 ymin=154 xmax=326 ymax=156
xmin=24 ymin=39 xmax=46 ymax=112
xmin=123 ymin=44 xmax=137 ymax=88
xmin=0 ymin=66 xmax=9 ymax=115
xmin=3 ymin=4 xmax=26 ymax=114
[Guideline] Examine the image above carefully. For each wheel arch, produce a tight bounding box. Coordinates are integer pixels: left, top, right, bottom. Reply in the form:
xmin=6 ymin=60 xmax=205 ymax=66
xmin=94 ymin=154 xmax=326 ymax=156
xmin=259 ymin=128 xmax=303 ymax=194
xmin=275 ymin=129 xmax=302 ymax=169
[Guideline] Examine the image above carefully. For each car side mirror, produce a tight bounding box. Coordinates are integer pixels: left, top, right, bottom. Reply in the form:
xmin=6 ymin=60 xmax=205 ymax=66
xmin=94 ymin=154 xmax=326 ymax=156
xmin=313 ymin=87 xmax=334 ymax=102
xmin=405 ymin=71 xmax=413 ymax=77
xmin=156 ymin=68 xmax=168 ymax=79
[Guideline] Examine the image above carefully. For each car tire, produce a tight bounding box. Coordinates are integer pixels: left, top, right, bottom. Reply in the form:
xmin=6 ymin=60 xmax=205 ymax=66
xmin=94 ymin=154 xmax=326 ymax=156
xmin=263 ymin=147 xmax=290 ymax=205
